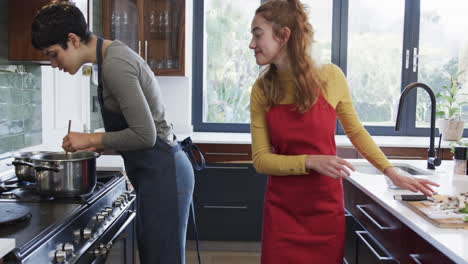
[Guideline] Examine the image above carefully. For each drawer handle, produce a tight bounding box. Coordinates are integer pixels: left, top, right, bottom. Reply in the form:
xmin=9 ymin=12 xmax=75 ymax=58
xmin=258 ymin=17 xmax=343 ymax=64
xmin=409 ymin=254 xmax=423 ymax=264
xmin=386 ymin=156 xmax=423 ymax=159
xmin=205 ymin=166 xmax=249 ymax=170
xmin=203 ymin=205 xmax=248 ymax=210
xmin=356 ymin=204 xmax=391 ymax=230
xmin=355 ymin=231 xmax=394 ymax=261
xmin=205 ymin=152 xmax=249 ymax=156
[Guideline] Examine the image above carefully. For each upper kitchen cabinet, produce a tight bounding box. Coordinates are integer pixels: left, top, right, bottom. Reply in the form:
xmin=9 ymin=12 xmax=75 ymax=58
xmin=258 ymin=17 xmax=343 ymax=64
xmin=8 ymin=0 xmax=52 ymax=62
xmin=102 ymin=0 xmax=185 ymax=76
xmin=8 ymin=0 xmax=89 ymax=63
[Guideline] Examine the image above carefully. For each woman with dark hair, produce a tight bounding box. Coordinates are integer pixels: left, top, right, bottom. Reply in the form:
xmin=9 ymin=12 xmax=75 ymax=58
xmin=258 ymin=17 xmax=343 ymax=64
xmin=248 ymin=0 xmax=439 ymax=263
xmin=31 ymin=2 xmax=194 ymax=264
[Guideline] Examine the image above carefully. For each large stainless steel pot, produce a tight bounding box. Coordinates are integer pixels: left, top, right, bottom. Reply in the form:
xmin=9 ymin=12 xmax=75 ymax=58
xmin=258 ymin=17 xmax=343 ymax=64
xmin=30 ymin=151 xmax=100 ymax=197
xmin=11 ymin=151 xmax=53 ymax=182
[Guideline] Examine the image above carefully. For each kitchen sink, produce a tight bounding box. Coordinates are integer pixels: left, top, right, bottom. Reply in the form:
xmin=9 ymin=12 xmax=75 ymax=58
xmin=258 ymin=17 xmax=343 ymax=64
xmin=352 ymin=163 xmax=431 ymax=176
xmin=351 ymin=162 xmax=431 ymax=189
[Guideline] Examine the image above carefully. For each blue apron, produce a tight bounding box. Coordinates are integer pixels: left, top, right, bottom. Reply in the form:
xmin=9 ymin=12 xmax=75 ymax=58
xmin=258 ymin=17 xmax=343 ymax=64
xmin=96 ymin=37 xmax=194 ymax=264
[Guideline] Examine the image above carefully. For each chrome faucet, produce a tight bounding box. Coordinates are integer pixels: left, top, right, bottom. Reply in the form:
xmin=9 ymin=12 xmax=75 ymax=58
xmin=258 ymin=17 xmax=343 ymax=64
xmin=395 ymin=82 xmax=441 ymax=169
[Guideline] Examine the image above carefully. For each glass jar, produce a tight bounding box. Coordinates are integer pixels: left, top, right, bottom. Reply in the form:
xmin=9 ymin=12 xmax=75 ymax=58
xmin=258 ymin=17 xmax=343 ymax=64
xmin=453 ymin=146 xmax=468 ymax=175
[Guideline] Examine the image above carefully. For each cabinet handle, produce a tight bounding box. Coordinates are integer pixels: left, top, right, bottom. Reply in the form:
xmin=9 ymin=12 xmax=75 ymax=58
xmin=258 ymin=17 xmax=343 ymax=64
xmin=203 ymin=205 xmax=248 ymax=210
xmin=144 ymin=41 xmax=148 ymax=62
xmin=343 ymin=258 xmax=349 ymax=264
xmin=356 ymin=204 xmax=391 ymax=230
xmin=205 ymin=152 xmax=249 ymax=156
xmin=138 ymin=40 xmax=141 ymax=57
xmin=409 ymin=254 xmax=423 ymax=264
xmin=413 ymin=47 xmax=419 ymax=72
xmin=405 ymin=49 xmax=410 ymax=69
xmin=355 ymin=231 xmax=394 ymax=261
xmin=386 ymin=156 xmax=423 ymax=159
xmin=205 ymin=166 xmax=249 ymax=170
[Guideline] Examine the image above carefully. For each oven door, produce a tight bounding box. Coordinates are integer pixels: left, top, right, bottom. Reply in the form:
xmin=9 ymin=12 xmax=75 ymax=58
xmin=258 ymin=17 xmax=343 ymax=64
xmin=77 ymin=197 xmax=136 ymax=264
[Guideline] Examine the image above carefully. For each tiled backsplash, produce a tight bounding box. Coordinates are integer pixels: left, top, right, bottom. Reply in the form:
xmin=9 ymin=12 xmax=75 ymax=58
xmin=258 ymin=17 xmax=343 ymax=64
xmin=0 ymin=65 xmax=42 ymax=154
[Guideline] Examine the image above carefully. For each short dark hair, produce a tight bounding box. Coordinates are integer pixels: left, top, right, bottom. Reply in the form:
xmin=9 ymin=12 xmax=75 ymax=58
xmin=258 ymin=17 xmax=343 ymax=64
xmin=31 ymin=1 xmax=91 ymax=50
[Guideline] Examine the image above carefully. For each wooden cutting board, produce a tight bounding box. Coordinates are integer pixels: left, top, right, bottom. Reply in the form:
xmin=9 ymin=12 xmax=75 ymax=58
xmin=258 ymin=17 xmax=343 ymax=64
xmin=402 ymin=200 xmax=468 ymax=229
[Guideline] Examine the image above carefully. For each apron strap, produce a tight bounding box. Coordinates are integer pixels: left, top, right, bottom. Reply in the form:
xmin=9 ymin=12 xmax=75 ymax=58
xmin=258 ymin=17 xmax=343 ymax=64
xmin=180 ymin=137 xmax=206 ymax=171
xmin=96 ymin=37 xmax=104 ymax=106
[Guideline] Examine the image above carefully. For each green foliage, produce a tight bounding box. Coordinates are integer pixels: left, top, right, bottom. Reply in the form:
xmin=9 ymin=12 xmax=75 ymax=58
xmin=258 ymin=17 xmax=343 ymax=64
xmin=204 ymin=0 xmax=259 ymax=123
xmin=449 ymin=137 xmax=468 ymax=153
xmin=435 ymin=70 xmax=466 ymax=120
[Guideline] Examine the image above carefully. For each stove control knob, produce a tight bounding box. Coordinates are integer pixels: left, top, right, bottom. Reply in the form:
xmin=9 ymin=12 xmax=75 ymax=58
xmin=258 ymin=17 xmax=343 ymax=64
xmin=95 ymin=243 xmax=108 ymax=256
xmin=120 ymin=194 xmax=128 ymax=202
xmin=63 ymin=243 xmax=74 ymax=256
xmin=113 ymin=200 xmax=122 ymax=207
xmin=104 ymin=206 xmax=113 ymax=214
xmin=73 ymin=229 xmax=82 ymax=241
xmin=101 ymin=210 xmax=110 ymax=217
xmin=96 ymin=214 xmax=105 ymax=223
xmin=55 ymin=250 xmax=67 ymax=263
xmin=93 ymin=248 xmax=101 ymax=257
xmin=83 ymin=228 xmax=92 ymax=239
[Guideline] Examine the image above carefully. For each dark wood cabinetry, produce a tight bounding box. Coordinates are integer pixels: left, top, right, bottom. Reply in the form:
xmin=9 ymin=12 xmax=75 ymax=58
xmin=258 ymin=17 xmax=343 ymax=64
xmin=102 ymin=0 xmax=185 ymax=76
xmin=8 ymin=0 xmax=54 ymax=62
xmin=8 ymin=0 xmax=87 ymax=62
xmin=343 ymin=180 xmax=455 ymax=264
xmin=187 ymin=163 xmax=267 ymax=241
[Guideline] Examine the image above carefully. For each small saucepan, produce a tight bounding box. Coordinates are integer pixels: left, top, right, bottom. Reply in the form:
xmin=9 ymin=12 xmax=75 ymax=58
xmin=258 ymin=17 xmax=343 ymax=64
xmin=10 ymin=151 xmax=54 ymax=182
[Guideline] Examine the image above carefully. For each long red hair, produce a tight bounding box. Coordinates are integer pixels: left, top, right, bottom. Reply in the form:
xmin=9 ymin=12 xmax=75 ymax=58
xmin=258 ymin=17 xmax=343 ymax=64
xmin=256 ymin=0 xmax=325 ymax=113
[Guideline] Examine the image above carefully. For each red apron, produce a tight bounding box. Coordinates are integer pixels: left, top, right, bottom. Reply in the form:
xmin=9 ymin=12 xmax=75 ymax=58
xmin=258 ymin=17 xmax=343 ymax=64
xmin=261 ymin=94 xmax=345 ymax=264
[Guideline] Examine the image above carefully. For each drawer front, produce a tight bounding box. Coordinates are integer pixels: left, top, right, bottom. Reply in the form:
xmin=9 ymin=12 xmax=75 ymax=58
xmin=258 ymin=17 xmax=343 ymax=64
xmin=194 ymin=164 xmax=267 ymax=203
xmin=343 ymin=180 xmax=404 ymax=261
xmin=187 ymin=164 xmax=267 ymax=241
xmin=187 ymin=204 xmax=263 ymax=241
xmin=197 ymin=144 xmax=252 ymax=163
xmin=356 ymin=231 xmax=398 ymax=264
xmin=402 ymin=226 xmax=456 ymax=264
xmin=345 ymin=212 xmax=365 ymax=264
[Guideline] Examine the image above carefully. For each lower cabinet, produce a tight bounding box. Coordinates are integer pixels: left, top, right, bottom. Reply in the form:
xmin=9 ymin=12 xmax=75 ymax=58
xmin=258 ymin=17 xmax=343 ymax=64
xmin=343 ymin=180 xmax=456 ymax=264
xmin=345 ymin=212 xmax=365 ymax=264
xmin=187 ymin=163 xmax=267 ymax=241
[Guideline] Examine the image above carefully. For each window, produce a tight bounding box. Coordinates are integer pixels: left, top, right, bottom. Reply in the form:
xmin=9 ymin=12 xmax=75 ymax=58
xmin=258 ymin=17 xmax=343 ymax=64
xmin=416 ymin=0 xmax=468 ymax=128
xmin=193 ymin=0 xmax=333 ymax=132
xmin=347 ymin=0 xmax=404 ymax=127
xmin=193 ymin=0 xmax=467 ymax=136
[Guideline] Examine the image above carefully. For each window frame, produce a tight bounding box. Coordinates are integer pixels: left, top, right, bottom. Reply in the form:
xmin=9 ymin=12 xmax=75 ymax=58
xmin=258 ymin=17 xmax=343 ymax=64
xmin=192 ymin=0 xmax=464 ymax=137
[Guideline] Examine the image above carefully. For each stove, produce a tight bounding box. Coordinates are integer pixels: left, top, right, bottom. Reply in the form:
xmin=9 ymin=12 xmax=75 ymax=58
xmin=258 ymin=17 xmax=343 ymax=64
xmin=0 ymin=170 xmax=136 ymax=264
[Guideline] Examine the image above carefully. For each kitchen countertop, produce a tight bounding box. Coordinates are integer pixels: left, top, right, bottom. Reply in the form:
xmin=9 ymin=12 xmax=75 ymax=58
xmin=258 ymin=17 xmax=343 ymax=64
xmin=177 ymin=132 xmax=453 ymax=148
xmin=347 ymin=159 xmax=468 ymax=264
xmin=0 ymin=239 xmax=15 ymax=259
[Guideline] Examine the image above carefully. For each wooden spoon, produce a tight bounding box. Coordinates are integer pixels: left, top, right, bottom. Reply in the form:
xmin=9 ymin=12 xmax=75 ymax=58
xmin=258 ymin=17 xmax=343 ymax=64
xmin=66 ymin=120 xmax=71 ymax=156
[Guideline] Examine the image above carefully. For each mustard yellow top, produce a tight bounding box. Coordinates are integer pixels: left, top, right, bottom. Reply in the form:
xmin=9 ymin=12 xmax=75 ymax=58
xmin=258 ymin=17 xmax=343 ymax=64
xmin=250 ymin=64 xmax=392 ymax=176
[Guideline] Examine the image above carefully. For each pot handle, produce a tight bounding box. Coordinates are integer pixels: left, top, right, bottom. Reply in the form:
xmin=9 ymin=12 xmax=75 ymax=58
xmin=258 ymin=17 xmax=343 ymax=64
xmin=34 ymin=164 xmax=60 ymax=172
xmin=11 ymin=160 xmax=35 ymax=167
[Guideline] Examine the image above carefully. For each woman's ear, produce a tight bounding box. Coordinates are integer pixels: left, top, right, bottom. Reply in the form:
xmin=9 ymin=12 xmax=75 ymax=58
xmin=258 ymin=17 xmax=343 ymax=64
xmin=280 ymin=27 xmax=291 ymax=45
xmin=67 ymin=33 xmax=81 ymax=48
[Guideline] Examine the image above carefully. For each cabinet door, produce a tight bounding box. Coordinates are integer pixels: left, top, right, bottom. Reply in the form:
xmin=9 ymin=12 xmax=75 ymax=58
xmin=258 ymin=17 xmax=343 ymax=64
xmin=103 ymin=0 xmax=141 ymax=55
xmin=345 ymin=212 xmax=365 ymax=264
xmin=143 ymin=0 xmax=185 ymax=76
xmin=187 ymin=164 xmax=267 ymax=241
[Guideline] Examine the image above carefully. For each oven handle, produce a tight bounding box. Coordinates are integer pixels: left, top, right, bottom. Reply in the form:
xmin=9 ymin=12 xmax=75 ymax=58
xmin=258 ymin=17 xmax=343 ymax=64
xmin=91 ymin=210 xmax=136 ymax=264
xmin=107 ymin=210 xmax=136 ymax=249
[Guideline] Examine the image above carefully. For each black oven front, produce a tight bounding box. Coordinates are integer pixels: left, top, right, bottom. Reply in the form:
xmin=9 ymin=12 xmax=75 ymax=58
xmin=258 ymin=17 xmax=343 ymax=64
xmin=77 ymin=196 xmax=136 ymax=264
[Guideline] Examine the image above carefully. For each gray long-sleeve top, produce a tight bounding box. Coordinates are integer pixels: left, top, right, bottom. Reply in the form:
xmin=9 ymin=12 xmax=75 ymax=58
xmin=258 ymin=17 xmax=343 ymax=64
xmin=100 ymin=40 xmax=175 ymax=151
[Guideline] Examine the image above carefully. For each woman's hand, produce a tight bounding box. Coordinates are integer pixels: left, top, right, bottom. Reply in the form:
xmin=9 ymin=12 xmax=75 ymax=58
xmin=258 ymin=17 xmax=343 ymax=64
xmin=305 ymin=155 xmax=355 ymax=179
xmin=384 ymin=167 xmax=439 ymax=196
xmin=62 ymin=132 xmax=104 ymax=153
